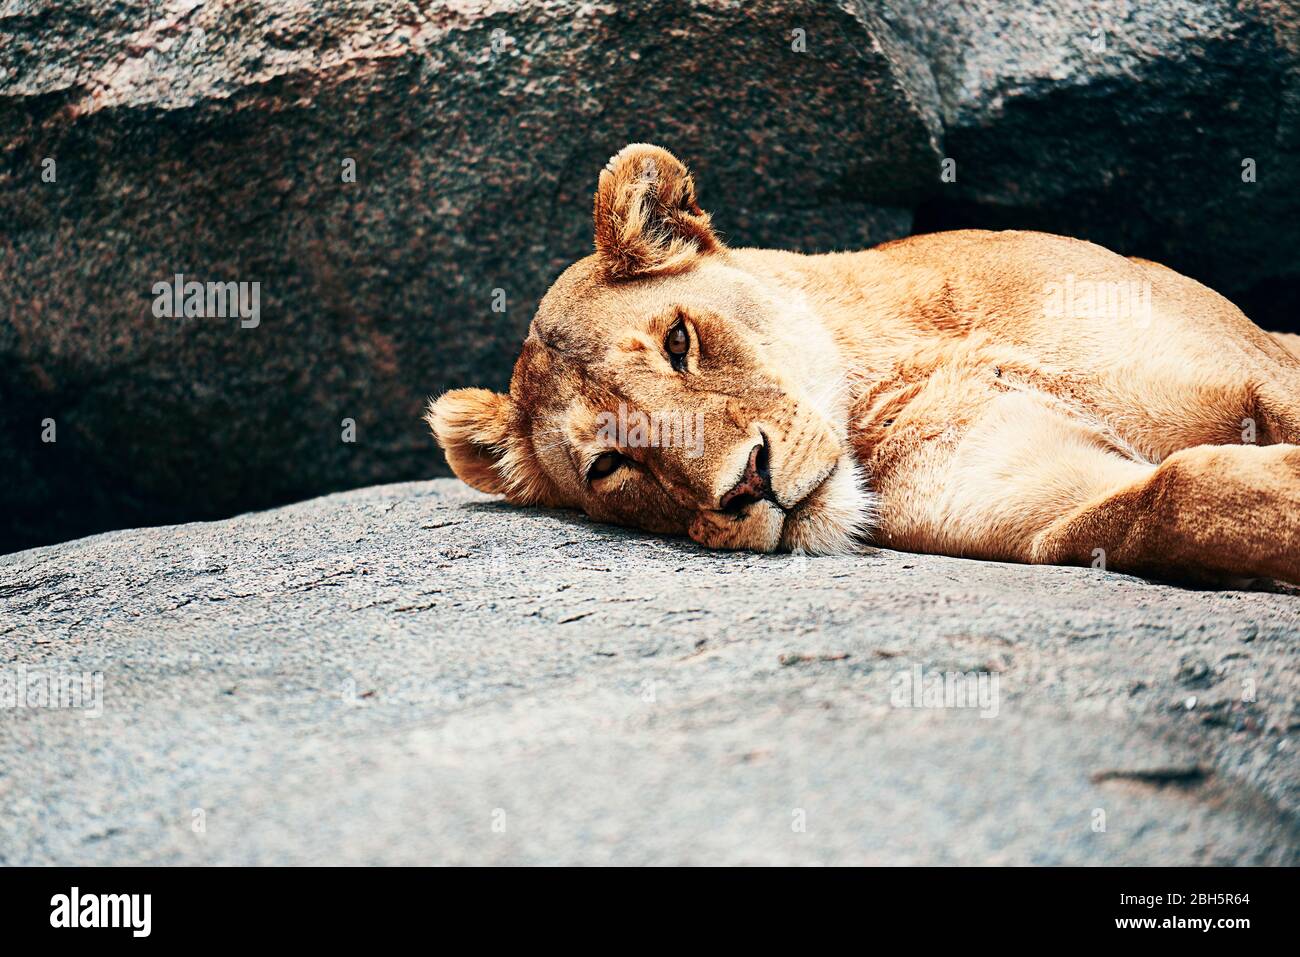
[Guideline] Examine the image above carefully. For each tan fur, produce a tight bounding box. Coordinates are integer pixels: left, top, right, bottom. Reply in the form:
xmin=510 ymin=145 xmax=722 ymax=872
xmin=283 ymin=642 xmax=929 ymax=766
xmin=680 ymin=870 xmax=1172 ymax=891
xmin=1274 ymin=332 xmax=1300 ymax=362
xmin=429 ymin=144 xmax=1300 ymax=585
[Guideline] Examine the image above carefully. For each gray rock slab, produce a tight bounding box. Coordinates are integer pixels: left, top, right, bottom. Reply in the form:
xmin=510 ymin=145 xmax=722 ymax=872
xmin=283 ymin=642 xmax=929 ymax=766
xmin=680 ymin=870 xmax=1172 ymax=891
xmin=1 ymin=478 xmax=1297 ymax=864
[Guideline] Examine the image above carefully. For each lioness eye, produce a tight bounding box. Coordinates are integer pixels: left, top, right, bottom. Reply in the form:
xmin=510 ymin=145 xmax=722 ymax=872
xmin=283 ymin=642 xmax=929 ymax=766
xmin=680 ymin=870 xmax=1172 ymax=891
xmin=587 ymin=450 xmax=624 ymax=481
xmin=665 ymin=320 xmax=689 ymax=370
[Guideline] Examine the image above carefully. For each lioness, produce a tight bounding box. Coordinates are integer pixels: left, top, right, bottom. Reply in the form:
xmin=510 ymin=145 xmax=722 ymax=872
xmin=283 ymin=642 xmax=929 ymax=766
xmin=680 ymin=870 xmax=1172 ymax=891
xmin=429 ymin=143 xmax=1300 ymax=586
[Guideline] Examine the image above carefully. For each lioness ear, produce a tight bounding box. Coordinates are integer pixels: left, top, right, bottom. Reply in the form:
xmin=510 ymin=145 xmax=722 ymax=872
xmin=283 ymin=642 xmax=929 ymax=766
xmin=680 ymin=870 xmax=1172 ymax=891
xmin=593 ymin=143 xmax=721 ymax=279
xmin=426 ymin=388 xmax=524 ymax=498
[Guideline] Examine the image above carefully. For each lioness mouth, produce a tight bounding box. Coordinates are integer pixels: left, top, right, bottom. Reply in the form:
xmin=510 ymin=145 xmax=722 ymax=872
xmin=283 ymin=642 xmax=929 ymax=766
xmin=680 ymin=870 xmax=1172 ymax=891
xmin=788 ymin=460 xmax=839 ymax=515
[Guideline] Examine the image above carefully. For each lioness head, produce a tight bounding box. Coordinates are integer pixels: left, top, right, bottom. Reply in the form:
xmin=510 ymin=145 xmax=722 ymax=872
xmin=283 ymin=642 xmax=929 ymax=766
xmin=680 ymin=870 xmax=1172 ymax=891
xmin=427 ymin=144 xmax=874 ymax=553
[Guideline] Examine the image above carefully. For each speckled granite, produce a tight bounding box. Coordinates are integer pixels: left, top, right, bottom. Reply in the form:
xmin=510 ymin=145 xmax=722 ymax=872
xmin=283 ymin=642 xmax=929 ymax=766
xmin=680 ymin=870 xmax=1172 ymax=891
xmin=2 ymin=0 xmax=1297 ymax=551
xmin=1 ymin=479 xmax=1296 ymax=864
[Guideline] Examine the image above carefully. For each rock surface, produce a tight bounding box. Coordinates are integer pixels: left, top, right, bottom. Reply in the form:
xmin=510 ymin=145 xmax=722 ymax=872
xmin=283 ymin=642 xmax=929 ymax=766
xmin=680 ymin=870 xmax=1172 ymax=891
xmin=3 ymin=0 xmax=1298 ymax=552
xmin=889 ymin=0 xmax=1300 ymax=323
xmin=2 ymin=479 xmax=1297 ymax=865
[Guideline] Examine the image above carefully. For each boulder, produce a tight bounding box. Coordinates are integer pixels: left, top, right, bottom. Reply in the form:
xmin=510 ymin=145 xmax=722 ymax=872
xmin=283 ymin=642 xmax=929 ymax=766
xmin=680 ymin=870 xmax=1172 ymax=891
xmin=0 ymin=0 xmax=931 ymax=551
xmin=2 ymin=0 xmax=1297 ymax=551
xmin=1 ymin=479 xmax=1296 ymax=864
xmin=883 ymin=0 xmax=1300 ymax=328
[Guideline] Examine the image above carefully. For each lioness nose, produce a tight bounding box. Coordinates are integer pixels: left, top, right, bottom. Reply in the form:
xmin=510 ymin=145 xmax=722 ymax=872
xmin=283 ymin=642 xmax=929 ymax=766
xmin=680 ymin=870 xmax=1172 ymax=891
xmin=719 ymin=436 xmax=773 ymax=512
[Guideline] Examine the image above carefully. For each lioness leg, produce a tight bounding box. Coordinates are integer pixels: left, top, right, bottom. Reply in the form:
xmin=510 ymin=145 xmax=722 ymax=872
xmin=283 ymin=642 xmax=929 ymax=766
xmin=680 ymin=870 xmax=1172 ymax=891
xmin=870 ymin=391 xmax=1300 ymax=585
xmin=1120 ymin=257 xmax=1300 ymax=448
xmin=1253 ymin=373 xmax=1300 ymax=446
xmin=1088 ymin=363 xmax=1300 ymax=455
xmin=1031 ymin=444 xmax=1300 ymax=585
